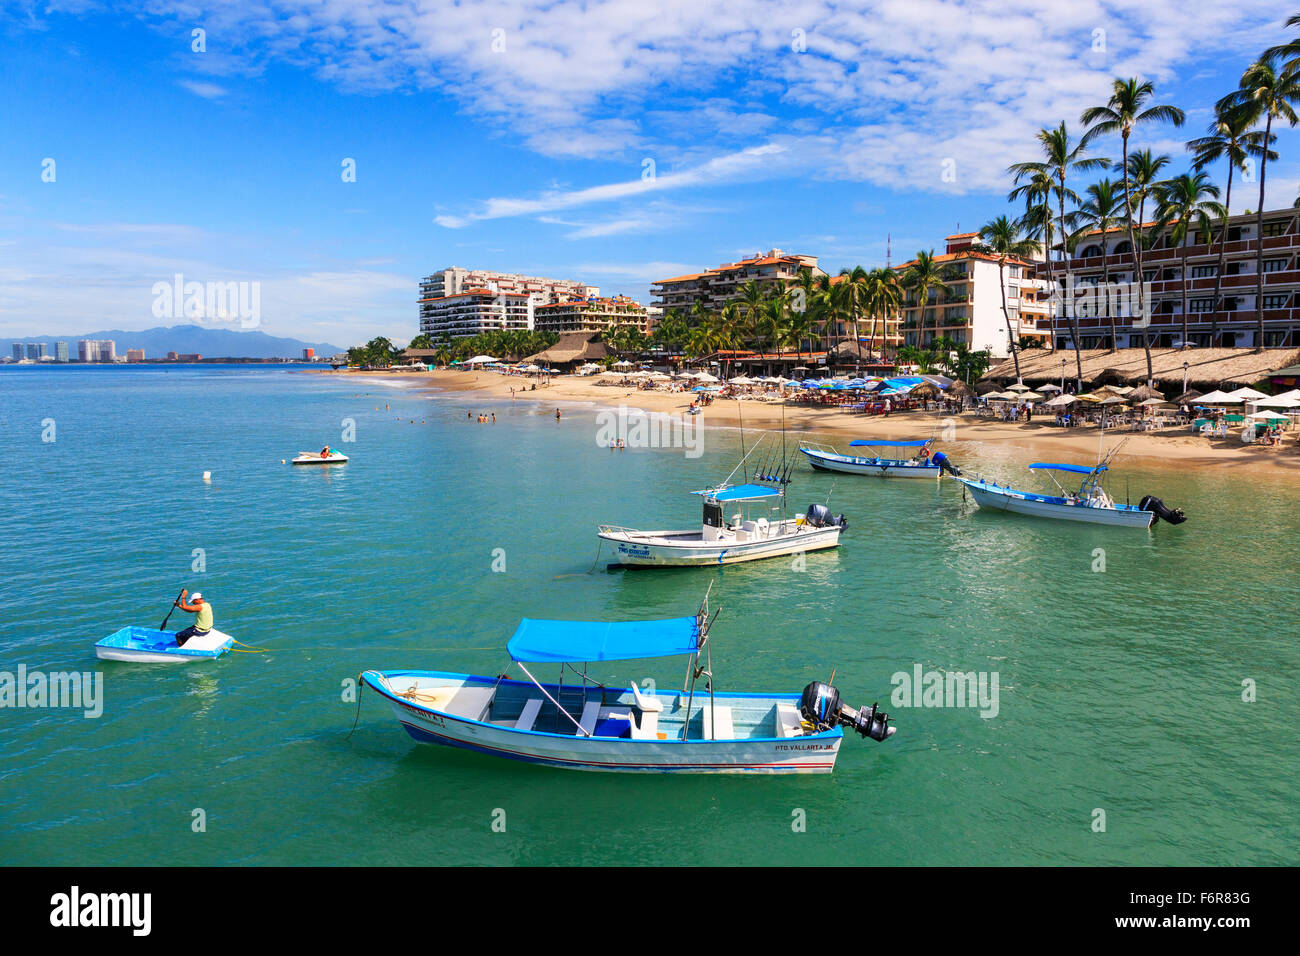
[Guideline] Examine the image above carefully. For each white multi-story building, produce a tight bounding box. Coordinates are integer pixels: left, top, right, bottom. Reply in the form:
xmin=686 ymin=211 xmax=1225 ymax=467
xmin=419 ymin=266 xmax=599 ymax=339
xmin=78 ymin=340 xmax=99 ymax=362
xmin=896 ymin=233 xmax=1051 ymax=357
xmin=98 ymin=340 xmax=117 ymax=363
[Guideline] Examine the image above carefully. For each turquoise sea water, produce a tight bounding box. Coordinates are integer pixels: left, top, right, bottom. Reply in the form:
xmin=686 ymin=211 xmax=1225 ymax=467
xmin=0 ymin=365 xmax=1295 ymax=866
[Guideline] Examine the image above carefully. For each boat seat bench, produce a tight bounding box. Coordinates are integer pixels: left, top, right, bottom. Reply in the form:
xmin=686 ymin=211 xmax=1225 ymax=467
xmin=700 ymin=705 xmax=734 ymax=740
xmin=775 ymin=703 xmax=805 ymax=738
xmin=515 ymin=698 xmax=543 ymax=732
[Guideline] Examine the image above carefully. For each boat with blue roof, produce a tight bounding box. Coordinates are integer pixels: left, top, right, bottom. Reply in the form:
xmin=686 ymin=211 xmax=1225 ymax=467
xmin=952 ymin=443 xmax=1186 ymax=528
xmin=358 ymin=592 xmax=894 ymax=774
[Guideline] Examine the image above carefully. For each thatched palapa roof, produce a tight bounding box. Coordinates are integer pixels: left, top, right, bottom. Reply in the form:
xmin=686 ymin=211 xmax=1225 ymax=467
xmin=524 ymin=331 xmax=609 ymax=366
xmin=983 ymin=348 xmax=1300 ymax=388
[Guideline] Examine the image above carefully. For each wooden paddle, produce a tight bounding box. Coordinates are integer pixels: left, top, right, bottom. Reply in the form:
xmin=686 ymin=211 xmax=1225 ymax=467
xmin=159 ymin=588 xmax=186 ymax=631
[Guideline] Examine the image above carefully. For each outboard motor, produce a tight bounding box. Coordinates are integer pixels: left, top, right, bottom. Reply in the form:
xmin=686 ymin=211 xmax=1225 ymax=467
xmin=932 ymin=451 xmax=962 ymax=476
xmin=799 ymin=681 xmax=895 ymax=742
xmin=1138 ymin=495 xmax=1187 ymax=525
xmin=805 ymin=503 xmax=848 ymax=531
xmin=805 ymin=502 xmax=831 ymax=527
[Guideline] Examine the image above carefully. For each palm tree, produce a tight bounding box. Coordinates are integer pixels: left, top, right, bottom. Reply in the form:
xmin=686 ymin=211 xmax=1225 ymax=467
xmin=1009 ymin=123 xmax=1106 ymax=386
xmin=837 ymin=266 xmax=872 ymax=362
xmin=738 ymin=280 xmax=768 ymax=354
xmin=1218 ymin=61 xmax=1300 ymax=350
xmin=899 ymin=251 xmax=949 ymax=353
xmin=864 ymin=267 xmax=903 ymax=359
xmin=1153 ymin=172 xmax=1227 ymax=349
xmin=1072 ymin=177 xmax=1125 ymax=351
xmin=974 ymin=216 xmax=1041 ymax=383
xmin=1188 ymin=107 xmax=1276 ymax=345
xmin=1081 ymin=79 xmax=1185 ymax=383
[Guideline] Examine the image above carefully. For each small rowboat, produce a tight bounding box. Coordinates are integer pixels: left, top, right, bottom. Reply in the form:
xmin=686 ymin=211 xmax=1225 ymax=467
xmin=799 ymin=439 xmax=961 ymax=479
xmin=94 ymin=626 xmax=235 ymax=663
xmin=359 ymin=592 xmax=895 ymax=774
xmin=292 ymin=451 xmax=348 ymax=465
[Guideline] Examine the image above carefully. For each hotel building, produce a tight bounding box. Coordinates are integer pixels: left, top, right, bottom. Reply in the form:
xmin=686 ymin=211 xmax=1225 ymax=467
xmin=533 ymin=295 xmax=650 ymax=335
xmin=896 ymin=233 xmax=1051 ymax=357
xmin=419 ymin=266 xmax=601 ymax=339
xmin=55 ymin=341 xmax=68 ymax=362
xmin=1048 ymin=206 xmax=1300 ymax=349
xmin=651 ymin=249 xmax=823 ymax=314
xmin=126 ymin=349 xmax=146 ymax=362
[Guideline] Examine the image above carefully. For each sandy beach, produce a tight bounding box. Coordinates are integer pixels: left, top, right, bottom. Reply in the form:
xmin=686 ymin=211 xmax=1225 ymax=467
xmin=319 ymin=367 xmax=1300 ymax=476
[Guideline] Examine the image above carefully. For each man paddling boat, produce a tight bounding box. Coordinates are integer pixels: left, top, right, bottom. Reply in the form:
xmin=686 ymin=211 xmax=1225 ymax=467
xmin=174 ymin=590 xmax=213 ymax=646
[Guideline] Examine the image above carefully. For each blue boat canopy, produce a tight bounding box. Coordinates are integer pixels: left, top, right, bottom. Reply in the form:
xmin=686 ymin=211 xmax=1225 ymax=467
xmin=849 ymin=439 xmax=930 ymax=447
xmin=1029 ymin=462 xmax=1106 ymax=475
xmin=507 ymin=616 xmax=700 ymax=663
xmin=692 ymin=483 xmax=781 ymax=502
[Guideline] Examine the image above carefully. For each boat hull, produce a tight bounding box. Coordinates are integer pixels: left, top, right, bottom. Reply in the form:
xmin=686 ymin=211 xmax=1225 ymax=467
xmin=956 ymin=478 xmax=1154 ymax=528
xmin=293 ymin=453 xmax=348 ymax=465
xmin=598 ymin=524 xmax=842 ymax=566
xmin=361 ymin=671 xmax=843 ymax=774
xmin=94 ymin=626 xmax=236 ymax=663
xmin=800 ymin=446 xmax=939 ymax=478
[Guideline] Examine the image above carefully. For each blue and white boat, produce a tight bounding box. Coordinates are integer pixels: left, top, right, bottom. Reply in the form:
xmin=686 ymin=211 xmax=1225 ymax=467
xmin=952 ymin=460 xmax=1186 ymax=528
xmin=798 ymin=439 xmax=961 ymax=479
xmin=359 ymin=597 xmax=894 ymax=774
xmin=94 ymin=626 xmax=236 ymax=663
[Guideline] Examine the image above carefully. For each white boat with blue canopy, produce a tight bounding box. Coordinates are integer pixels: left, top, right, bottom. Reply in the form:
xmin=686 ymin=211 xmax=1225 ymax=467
xmin=358 ymin=594 xmax=894 ymax=774
xmin=598 ymin=439 xmax=847 ymax=567
xmin=94 ymin=626 xmax=236 ymax=663
xmin=798 ymin=438 xmax=961 ymax=479
xmin=952 ymin=453 xmax=1186 ymax=528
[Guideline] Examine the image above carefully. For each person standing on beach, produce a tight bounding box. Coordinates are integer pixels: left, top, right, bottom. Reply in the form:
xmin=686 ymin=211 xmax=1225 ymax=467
xmin=174 ymin=590 xmax=213 ymax=646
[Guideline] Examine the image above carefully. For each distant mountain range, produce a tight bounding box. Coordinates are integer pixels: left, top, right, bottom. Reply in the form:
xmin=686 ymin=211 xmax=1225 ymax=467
xmin=1 ymin=325 xmax=347 ymax=359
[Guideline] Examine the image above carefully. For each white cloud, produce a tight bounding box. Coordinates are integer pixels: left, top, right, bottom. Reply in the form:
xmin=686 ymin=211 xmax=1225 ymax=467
xmin=178 ymin=78 xmax=228 ymax=99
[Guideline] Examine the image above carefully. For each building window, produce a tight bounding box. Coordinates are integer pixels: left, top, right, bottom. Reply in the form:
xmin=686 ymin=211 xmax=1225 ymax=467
xmin=1262 ymin=258 xmax=1288 ymax=273
xmin=1188 ymin=298 xmax=1214 ymax=313
xmin=1080 ymin=245 xmax=1103 ymax=258
xmin=1262 ymin=294 xmax=1290 ymax=310
xmin=1263 ymin=330 xmax=1292 ymax=346
xmin=1190 ymin=264 xmax=1217 ymax=278
xmin=1262 ymin=220 xmax=1290 ymax=238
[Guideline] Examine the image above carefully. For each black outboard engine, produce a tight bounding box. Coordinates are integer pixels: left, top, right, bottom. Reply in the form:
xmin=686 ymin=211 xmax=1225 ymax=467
xmin=799 ymin=681 xmax=895 ymax=742
xmin=1138 ymin=495 xmax=1187 ymax=525
xmin=805 ymin=503 xmax=848 ymax=531
xmin=932 ymin=451 xmax=962 ymax=476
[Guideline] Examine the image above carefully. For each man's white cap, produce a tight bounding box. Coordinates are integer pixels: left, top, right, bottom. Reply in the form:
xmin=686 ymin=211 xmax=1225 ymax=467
xmin=191 ymin=592 xmax=203 ymax=601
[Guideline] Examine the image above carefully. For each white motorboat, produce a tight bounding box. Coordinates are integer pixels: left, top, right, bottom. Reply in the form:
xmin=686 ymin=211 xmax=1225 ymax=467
xmin=798 ymin=439 xmax=961 ymax=479
xmin=358 ymin=594 xmax=895 ymax=774
xmin=292 ymin=451 xmax=348 ymax=465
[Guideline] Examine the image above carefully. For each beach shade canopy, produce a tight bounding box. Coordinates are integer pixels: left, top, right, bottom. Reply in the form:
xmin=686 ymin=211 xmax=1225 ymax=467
xmin=1272 ymin=388 xmax=1300 ymax=401
xmin=947 ymin=380 xmax=975 ymax=399
xmin=1045 ymin=394 xmax=1077 ymax=407
xmin=613 ymin=359 xmax=634 ymax=367
xmin=508 ymin=616 xmax=700 ymax=664
xmin=1138 ymin=397 xmax=1174 ymax=407
xmin=1227 ymin=386 xmax=1270 ymax=401
xmin=695 ymin=372 xmax=720 ymax=383
xmin=1020 ymin=391 xmax=1045 ymax=402
xmin=1005 ymin=382 xmax=1031 ymax=392
xmin=1254 ymin=394 xmax=1300 ymax=408
xmin=1172 ymin=389 xmax=1203 ymax=404
xmin=1196 ymin=389 xmax=1241 ymax=404
xmin=463 ymin=355 xmax=500 ymax=365
xmin=1096 ymin=394 xmax=1128 ymax=405
xmin=729 ymin=375 xmax=755 ymax=385
xmin=1125 ymin=384 xmax=1167 ymax=404
xmin=1038 ymin=383 xmax=1063 ymax=393
xmin=1249 ymin=410 xmax=1290 ymax=421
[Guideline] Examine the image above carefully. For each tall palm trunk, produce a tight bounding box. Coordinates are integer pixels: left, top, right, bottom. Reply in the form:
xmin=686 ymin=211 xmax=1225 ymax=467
xmin=1180 ymin=229 xmax=1190 ymax=347
xmin=1211 ymin=163 xmax=1233 ymax=346
xmin=1120 ymin=133 xmax=1154 ymax=385
xmin=1058 ymin=172 xmax=1084 ymax=389
xmin=1255 ymin=113 xmax=1273 ymax=352
xmin=1101 ymin=231 xmax=1115 ymax=350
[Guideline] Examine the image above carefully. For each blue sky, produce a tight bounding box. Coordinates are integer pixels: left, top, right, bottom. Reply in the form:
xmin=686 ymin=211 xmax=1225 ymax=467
xmin=2 ymin=0 xmax=1299 ymax=346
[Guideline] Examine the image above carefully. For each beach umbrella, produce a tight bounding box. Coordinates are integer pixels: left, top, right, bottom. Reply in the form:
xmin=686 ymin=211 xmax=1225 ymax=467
xmin=464 ymin=355 xmax=500 ymax=365
xmin=947 ymin=380 xmax=975 ymax=400
xmin=1138 ymin=397 xmax=1174 ymax=407
xmin=1271 ymin=388 xmax=1300 ymax=402
xmin=1096 ymin=394 xmax=1127 ymax=405
xmin=1005 ymin=382 xmax=1031 ymax=392
xmin=1195 ymin=389 xmax=1241 ymax=404
xmin=695 ymin=372 xmax=720 ymax=383
xmin=1227 ymin=386 xmax=1269 ymax=401
xmin=1172 ymin=389 xmax=1203 ymax=405
xmin=1020 ymin=391 xmax=1045 ymax=402
xmin=1249 ymin=410 xmax=1289 ymax=420
xmin=1038 ymin=383 xmax=1063 ymax=393
xmin=1254 ymin=394 xmax=1300 ymax=409
xmin=1045 ymin=394 xmax=1077 ymax=407
xmin=729 ymin=375 xmax=754 ymax=385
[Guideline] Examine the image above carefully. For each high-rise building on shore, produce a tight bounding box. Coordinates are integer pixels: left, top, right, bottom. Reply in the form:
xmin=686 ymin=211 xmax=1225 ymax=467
xmin=25 ymin=342 xmax=47 ymax=360
xmin=78 ymin=340 xmax=99 ymax=362
xmin=419 ymin=266 xmax=602 ymax=339
xmin=55 ymin=341 xmax=68 ymax=362
xmin=651 ymin=249 xmax=823 ymax=314
xmin=98 ymin=340 xmax=116 ymax=363
xmin=1047 ymin=205 xmax=1300 ymax=349
xmin=126 ymin=348 xmax=145 ymax=362
xmin=533 ymin=295 xmax=649 ymax=335
xmin=895 ymin=233 xmax=1051 ymax=357
xmin=11 ymin=344 xmax=21 ymax=361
